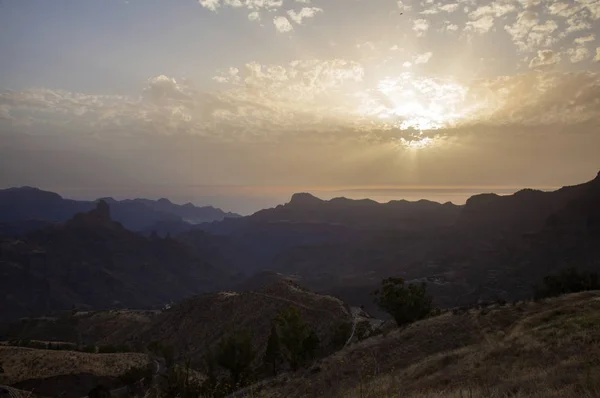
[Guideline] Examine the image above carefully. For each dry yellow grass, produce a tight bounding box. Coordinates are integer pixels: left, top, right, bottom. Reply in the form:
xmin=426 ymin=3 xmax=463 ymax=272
xmin=253 ymin=291 xmax=600 ymax=398
xmin=0 ymin=346 xmax=150 ymax=385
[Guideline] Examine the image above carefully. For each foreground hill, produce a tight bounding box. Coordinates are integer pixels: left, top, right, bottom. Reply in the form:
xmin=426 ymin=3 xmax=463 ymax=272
xmin=129 ymin=280 xmax=353 ymax=366
xmin=253 ymin=290 xmax=600 ymax=397
xmin=0 ymin=202 xmax=227 ymax=321
xmin=1 ymin=309 xmax=158 ymax=348
xmin=0 ymin=346 xmax=149 ymax=397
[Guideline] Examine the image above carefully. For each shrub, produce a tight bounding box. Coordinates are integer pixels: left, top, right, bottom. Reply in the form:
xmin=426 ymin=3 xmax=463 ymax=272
xmin=355 ymin=320 xmax=372 ymax=341
xmin=331 ymin=322 xmax=352 ymax=350
xmin=373 ymin=277 xmax=433 ymax=327
xmin=162 ymin=363 xmax=203 ymax=398
xmin=534 ymin=267 xmax=600 ymax=299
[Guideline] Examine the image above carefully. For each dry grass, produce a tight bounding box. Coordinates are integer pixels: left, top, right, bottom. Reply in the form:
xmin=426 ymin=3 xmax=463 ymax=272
xmin=0 ymin=346 xmax=150 ymax=385
xmin=253 ymin=291 xmax=600 ymax=398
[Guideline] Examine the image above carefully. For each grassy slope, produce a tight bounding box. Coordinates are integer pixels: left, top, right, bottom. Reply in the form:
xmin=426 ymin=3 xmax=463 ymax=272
xmin=134 ymin=281 xmax=353 ymax=365
xmin=255 ymin=291 xmax=600 ymax=398
xmin=0 ymin=346 xmax=149 ymax=385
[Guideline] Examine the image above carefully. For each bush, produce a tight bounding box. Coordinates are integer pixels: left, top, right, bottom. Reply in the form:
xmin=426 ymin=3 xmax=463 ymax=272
xmin=331 ymin=322 xmax=352 ymax=350
xmin=534 ymin=267 xmax=600 ymax=299
xmin=162 ymin=363 xmax=203 ymax=398
xmin=355 ymin=320 xmax=372 ymax=341
xmin=373 ymin=277 xmax=433 ymax=327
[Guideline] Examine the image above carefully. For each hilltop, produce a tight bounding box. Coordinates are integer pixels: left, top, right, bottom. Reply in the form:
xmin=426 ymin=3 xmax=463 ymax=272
xmin=127 ymin=280 xmax=353 ymax=367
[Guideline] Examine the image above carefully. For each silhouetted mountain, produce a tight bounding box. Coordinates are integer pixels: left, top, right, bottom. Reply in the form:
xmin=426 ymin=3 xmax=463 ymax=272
xmin=0 ymin=202 xmax=228 ymax=321
xmin=127 ymin=197 xmax=240 ymax=224
xmin=0 ymin=187 xmax=91 ymax=223
xmin=198 ymin=194 xmax=461 ymax=267
xmin=249 ymin=192 xmax=461 ymax=230
xmin=0 ymin=187 xmax=239 ymax=233
xmin=237 ymin=172 xmax=600 ymax=313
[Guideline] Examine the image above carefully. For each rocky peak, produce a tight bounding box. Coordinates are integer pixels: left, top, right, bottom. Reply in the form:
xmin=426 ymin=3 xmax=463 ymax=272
xmin=288 ymin=193 xmax=323 ymax=206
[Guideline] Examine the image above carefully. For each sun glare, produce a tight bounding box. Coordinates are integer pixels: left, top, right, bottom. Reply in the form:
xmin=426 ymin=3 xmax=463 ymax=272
xmin=362 ymin=73 xmax=470 ymax=149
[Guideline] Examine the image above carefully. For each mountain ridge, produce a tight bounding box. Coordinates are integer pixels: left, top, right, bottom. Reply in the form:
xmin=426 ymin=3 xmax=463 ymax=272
xmin=0 ymin=187 xmax=240 ymax=234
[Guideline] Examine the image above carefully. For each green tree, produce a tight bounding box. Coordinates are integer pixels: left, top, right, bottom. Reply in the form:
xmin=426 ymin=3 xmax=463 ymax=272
xmin=331 ymin=322 xmax=352 ymax=350
xmin=216 ymin=331 xmax=256 ymax=388
xmin=277 ymin=306 xmax=308 ymax=370
xmin=263 ymin=324 xmax=282 ymax=376
xmin=373 ymin=277 xmax=433 ymax=327
xmin=276 ymin=306 xmax=319 ymax=370
xmin=302 ymin=330 xmax=320 ymax=360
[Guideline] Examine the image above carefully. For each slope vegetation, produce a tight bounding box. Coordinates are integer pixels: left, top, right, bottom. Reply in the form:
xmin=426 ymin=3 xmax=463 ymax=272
xmin=255 ymin=291 xmax=600 ymax=397
xmin=130 ymin=280 xmax=353 ymax=366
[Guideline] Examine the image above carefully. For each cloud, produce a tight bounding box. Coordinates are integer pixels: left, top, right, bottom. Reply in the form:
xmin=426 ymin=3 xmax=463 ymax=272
xmin=414 ymin=52 xmax=433 ymax=64
xmin=476 ymin=71 xmax=600 ymax=126
xmin=446 ymin=23 xmax=459 ymax=32
xmin=412 ymin=19 xmax=430 ymax=37
xmin=0 ymin=105 xmax=12 ymax=121
xmin=505 ymin=12 xmax=561 ymax=52
xmin=248 ymin=11 xmax=260 ymax=22
xmin=469 ymin=2 xmax=517 ymax=19
xmin=287 ymin=7 xmax=323 ymax=24
xmin=397 ymin=1 xmax=412 ymax=12
xmin=596 ymin=48 xmax=600 ymax=61
xmin=199 ymin=0 xmax=220 ymax=11
xmin=567 ymin=47 xmax=590 ymax=63
xmin=465 ymin=15 xmax=495 ymax=34
xmin=574 ymin=34 xmax=596 ymax=45
xmin=273 ymin=16 xmax=293 ymax=32
xmin=199 ymin=0 xmax=283 ymax=12
xmin=528 ymin=49 xmax=561 ymax=68
xmin=440 ymin=3 xmax=459 ymax=13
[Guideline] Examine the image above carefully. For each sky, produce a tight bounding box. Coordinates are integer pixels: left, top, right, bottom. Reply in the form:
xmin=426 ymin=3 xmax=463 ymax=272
xmin=0 ymin=0 xmax=599 ymax=214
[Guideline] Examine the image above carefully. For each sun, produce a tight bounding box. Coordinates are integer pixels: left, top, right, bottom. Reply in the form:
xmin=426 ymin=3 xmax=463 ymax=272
xmin=361 ymin=73 xmax=470 ymax=149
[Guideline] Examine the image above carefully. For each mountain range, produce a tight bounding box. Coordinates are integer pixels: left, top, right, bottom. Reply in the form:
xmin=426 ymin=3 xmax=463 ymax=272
xmin=1 ymin=171 xmax=599 ymax=321
xmin=0 ymin=187 xmax=240 ymax=235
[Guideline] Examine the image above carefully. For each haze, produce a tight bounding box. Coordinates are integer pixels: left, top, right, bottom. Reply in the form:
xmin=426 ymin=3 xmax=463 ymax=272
xmin=1 ymin=0 xmax=599 ymax=214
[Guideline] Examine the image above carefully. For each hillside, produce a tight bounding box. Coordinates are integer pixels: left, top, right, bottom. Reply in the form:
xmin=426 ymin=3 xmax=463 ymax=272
xmin=1 ymin=310 xmax=156 ymax=347
xmin=0 ymin=346 xmax=149 ymax=397
xmin=253 ymin=290 xmax=600 ymax=397
xmin=128 ymin=280 xmax=353 ymax=367
xmin=0 ymin=202 xmax=228 ymax=321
